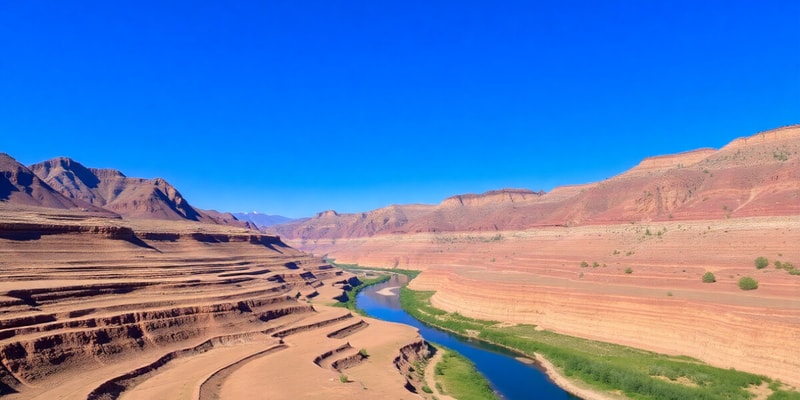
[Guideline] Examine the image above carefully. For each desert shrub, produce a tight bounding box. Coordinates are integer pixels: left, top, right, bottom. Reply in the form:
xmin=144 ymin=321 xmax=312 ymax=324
xmin=755 ymin=257 xmax=769 ymax=269
xmin=625 ymin=267 xmax=633 ymax=274
xmin=702 ymin=272 xmax=716 ymax=283
xmin=738 ymin=277 xmax=758 ymax=290
xmin=775 ymin=261 xmax=795 ymax=271
xmin=581 ymin=261 xmax=589 ymax=268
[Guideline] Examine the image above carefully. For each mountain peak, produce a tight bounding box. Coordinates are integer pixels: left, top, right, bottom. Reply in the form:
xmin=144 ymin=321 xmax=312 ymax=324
xmin=1 ymin=154 xmax=110 ymax=213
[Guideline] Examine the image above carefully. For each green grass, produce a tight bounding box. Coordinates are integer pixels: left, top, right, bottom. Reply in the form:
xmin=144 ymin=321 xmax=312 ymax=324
xmin=400 ymin=288 xmax=799 ymax=400
xmin=432 ymin=345 xmax=498 ymax=400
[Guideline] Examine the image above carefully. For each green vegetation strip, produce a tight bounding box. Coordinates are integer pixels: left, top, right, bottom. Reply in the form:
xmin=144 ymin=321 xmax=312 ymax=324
xmin=329 ymin=260 xmax=421 ymax=279
xmin=432 ymin=344 xmax=498 ymax=400
xmin=333 ymin=274 xmax=390 ymax=315
xmin=400 ymin=288 xmax=800 ymax=400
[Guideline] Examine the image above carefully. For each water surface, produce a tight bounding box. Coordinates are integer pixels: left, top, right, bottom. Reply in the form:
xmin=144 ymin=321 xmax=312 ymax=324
xmin=357 ymin=274 xmax=579 ymax=400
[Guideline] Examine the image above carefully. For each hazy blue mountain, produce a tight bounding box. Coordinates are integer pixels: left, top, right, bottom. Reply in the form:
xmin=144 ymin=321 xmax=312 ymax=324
xmin=233 ymin=212 xmax=295 ymax=228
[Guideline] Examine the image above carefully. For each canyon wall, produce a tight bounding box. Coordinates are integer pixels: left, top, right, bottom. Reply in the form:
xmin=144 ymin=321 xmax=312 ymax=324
xmin=289 ymin=216 xmax=800 ymax=387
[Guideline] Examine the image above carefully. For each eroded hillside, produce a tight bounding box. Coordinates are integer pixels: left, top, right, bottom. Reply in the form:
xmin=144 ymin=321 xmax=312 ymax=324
xmin=0 ymin=207 xmax=427 ymax=399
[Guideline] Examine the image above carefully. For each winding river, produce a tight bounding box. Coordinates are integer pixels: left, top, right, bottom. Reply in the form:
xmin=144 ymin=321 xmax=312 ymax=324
xmin=356 ymin=273 xmax=580 ymax=400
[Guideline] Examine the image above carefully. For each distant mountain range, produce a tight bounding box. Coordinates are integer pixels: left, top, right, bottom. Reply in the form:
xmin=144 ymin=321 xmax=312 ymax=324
xmin=272 ymin=125 xmax=800 ymax=239
xmin=1 ymin=154 xmax=254 ymax=229
xmin=233 ymin=212 xmax=296 ymax=228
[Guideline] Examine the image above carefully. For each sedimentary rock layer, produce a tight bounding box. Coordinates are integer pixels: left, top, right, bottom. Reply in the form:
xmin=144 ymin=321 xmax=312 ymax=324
xmin=275 ymin=125 xmax=800 ymax=238
xmin=0 ymin=210 xmax=424 ymax=399
xmin=291 ymin=216 xmax=800 ymax=387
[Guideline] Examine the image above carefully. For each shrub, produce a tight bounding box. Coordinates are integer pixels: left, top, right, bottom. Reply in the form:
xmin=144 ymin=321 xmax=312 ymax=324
xmin=702 ymin=272 xmax=716 ymax=283
xmin=624 ymin=267 xmax=633 ymax=274
xmin=581 ymin=261 xmax=589 ymax=268
xmin=738 ymin=277 xmax=758 ymax=290
xmin=775 ymin=261 xmax=795 ymax=271
xmin=754 ymin=257 xmax=769 ymax=269
xmin=359 ymin=348 xmax=369 ymax=357
xmin=339 ymin=373 xmax=349 ymax=383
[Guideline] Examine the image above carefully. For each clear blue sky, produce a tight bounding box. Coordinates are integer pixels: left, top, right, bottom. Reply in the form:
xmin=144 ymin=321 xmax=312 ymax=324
xmin=1 ymin=1 xmax=798 ymax=218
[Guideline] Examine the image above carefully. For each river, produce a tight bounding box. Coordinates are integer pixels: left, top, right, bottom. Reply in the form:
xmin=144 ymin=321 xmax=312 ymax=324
xmin=356 ymin=273 xmax=580 ymax=400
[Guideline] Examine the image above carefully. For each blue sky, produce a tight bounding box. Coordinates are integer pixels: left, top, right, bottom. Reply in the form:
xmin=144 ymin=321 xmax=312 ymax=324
xmin=1 ymin=1 xmax=798 ymax=218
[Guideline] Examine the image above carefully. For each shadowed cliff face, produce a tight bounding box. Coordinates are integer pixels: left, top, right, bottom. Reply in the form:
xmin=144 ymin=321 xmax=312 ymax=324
xmin=274 ymin=125 xmax=800 ymax=239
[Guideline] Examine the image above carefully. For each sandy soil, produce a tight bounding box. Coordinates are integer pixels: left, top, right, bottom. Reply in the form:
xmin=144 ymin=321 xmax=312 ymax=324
xmin=376 ymin=286 xmax=400 ymax=296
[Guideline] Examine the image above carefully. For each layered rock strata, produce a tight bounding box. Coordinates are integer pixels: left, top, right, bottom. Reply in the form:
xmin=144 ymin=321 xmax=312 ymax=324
xmin=0 ymin=210 xmax=425 ymax=399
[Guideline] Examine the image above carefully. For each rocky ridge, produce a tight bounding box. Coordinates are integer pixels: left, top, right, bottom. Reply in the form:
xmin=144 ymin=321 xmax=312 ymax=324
xmin=28 ymin=157 xmax=252 ymax=228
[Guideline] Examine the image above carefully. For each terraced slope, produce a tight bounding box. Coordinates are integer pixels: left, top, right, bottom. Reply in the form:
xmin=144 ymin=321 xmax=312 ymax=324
xmin=0 ymin=207 xmax=426 ymax=399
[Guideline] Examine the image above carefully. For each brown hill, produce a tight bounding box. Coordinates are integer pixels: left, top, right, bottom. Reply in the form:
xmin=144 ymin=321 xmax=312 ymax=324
xmin=274 ymin=125 xmax=800 ymax=239
xmin=0 ymin=153 xmax=113 ymax=216
xmin=29 ymin=157 xmax=252 ymax=228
